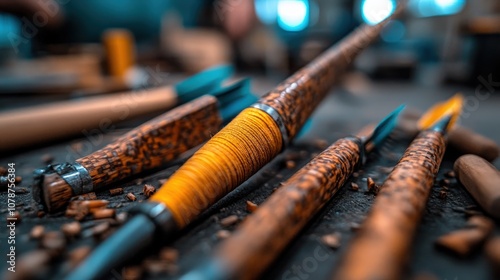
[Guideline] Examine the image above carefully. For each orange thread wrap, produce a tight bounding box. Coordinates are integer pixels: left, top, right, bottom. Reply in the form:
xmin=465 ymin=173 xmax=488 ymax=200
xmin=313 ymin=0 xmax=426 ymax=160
xmin=150 ymin=108 xmax=283 ymax=227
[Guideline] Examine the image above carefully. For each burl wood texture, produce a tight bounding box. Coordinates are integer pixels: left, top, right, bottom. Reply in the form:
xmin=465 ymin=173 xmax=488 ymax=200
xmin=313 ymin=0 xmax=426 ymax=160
xmin=333 ymin=130 xmax=446 ymax=280
xmin=216 ymin=138 xmax=361 ymax=280
xmin=76 ymin=95 xmax=222 ymax=190
xmin=257 ymin=23 xmax=386 ymax=140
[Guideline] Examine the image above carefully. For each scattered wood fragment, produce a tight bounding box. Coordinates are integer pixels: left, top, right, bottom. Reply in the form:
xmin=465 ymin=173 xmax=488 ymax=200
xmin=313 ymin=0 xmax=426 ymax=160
xmin=30 ymin=225 xmax=45 ymax=240
xmin=220 ymin=215 xmax=239 ymax=227
xmin=285 ymin=160 xmax=296 ymax=169
xmin=216 ymin=230 xmax=231 ymax=239
xmin=61 ymin=222 xmax=81 ymax=238
xmin=40 ymin=231 xmax=66 ymax=256
xmin=321 ymin=232 xmax=341 ymax=249
xmin=122 ymin=266 xmax=143 ymax=280
xmin=366 ymin=177 xmax=379 ymax=194
xmin=143 ymin=184 xmax=156 ymax=198
xmin=350 ymin=182 xmax=359 ymax=191
xmin=109 ymin=188 xmax=124 ymax=196
xmin=92 ymin=209 xmax=115 ymax=219
xmin=68 ymin=246 xmax=91 ymax=268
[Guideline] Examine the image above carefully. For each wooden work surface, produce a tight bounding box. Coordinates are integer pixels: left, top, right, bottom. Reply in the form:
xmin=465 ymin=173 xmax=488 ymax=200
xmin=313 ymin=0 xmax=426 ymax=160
xmin=1 ymin=76 xmax=499 ymax=279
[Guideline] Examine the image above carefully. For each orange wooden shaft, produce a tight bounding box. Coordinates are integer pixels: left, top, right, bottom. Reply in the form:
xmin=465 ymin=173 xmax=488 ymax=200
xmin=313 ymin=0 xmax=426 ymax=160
xmin=215 ymin=137 xmax=362 ymax=280
xmin=333 ymin=130 xmax=446 ymax=280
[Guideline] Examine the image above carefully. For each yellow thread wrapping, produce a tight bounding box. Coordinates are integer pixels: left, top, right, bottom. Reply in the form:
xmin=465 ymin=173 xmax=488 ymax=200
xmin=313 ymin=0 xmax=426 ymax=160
xmin=150 ymin=108 xmax=283 ymax=228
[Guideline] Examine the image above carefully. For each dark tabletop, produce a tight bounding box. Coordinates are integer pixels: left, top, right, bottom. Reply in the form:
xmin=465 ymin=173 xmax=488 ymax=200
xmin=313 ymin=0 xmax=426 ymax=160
xmin=1 ymin=76 xmax=499 ymax=280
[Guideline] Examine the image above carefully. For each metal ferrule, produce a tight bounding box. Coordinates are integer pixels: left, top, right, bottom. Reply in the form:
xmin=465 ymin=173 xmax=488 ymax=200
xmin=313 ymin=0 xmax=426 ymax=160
xmin=345 ymin=136 xmax=366 ymax=167
xmin=251 ymin=103 xmax=289 ymax=146
xmin=34 ymin=162 xmax=93 ymax=196
xmin=129 ymin=201 xmax=179 ymax=234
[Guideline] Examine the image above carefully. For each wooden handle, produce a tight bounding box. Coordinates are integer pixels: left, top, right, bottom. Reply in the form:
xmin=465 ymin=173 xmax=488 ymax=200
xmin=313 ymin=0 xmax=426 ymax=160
xmin=257 ymin=21 xmax=389 ymax=140
xmin=216 ymin=137 xmax=361 ymax=280
xmin=0 ymin=86 xmax=178 ymax=152
xmin=41 ymin=95 xmax=222 ymax=212
xmin=333 ymin=130 xmax=446 ymax=280
xmin=454 ymin=154 xmax=500 ymax=219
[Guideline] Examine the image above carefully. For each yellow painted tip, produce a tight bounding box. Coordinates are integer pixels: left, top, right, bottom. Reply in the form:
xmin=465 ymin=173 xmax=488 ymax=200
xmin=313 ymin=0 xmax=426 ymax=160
xmin=417 ymin=93 xmax=464 ymax=131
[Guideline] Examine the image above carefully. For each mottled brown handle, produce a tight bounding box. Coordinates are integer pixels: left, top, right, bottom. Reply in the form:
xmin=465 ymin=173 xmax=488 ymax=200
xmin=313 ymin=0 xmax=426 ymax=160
xmin=39 ymin=95 xmax=223 ymax=212
xmin=216 ymin=138 xmax=361 ymax=280
xmin=333 ymin=130 xmax=446 ymax=280
xmin=77 ymin=95 xmax=222 ymax=189
xmin=257 ymin=20 xmax=389 ymax=140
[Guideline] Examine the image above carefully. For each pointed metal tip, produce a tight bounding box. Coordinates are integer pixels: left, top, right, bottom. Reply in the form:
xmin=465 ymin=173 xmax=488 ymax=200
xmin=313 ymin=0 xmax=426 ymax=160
xmin=430 ymin=114 xmax=453 ymax=133
xmin=365 ymin=104 xmax=406 ymax=148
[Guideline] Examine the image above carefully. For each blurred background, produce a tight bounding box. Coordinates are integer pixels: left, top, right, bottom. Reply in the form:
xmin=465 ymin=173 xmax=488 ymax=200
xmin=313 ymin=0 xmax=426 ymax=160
xmin=0 ymin=0 xmax=499 ymax=96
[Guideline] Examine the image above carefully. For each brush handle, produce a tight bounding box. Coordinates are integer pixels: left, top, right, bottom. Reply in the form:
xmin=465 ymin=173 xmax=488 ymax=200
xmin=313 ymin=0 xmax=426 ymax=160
xmin=42 ymin=95 xmax=222 ymax=212
xmin=257 ymin=22 xmax=387 ymax=140
xmin=215 ymin=137 xmax=361 ymax=280
xmin=0 ymin=86 xmax=177 ymax=152
xmin=333 ymin=130 xmax=446 ymax=280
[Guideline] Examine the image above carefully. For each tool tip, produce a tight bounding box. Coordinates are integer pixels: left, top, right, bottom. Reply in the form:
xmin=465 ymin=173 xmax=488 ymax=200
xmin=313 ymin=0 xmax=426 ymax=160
xmin=367 ymin=104 xmax=406 ymax=147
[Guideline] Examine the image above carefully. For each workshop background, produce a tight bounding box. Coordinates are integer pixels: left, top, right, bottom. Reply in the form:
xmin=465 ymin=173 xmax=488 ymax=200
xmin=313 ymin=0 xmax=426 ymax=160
xmin=1 ymin=0 xmax=500 ymax=279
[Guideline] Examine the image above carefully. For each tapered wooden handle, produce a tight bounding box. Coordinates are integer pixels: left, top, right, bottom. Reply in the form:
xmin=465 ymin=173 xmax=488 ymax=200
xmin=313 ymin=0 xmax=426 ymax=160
xmin=334 ymin=130 xmax=446 ymax=280
xmin=0 ymin=86 xmax=177 ymax=152
xmin=217 ymin=138 xmax=361 ymax=280
xmin=257 ymin=21 xmax=388 ymax=140
xmin=40 ymin=95 xmax=222 ymax=212
xmin=76 ymin=95 xmax=222 ymax=188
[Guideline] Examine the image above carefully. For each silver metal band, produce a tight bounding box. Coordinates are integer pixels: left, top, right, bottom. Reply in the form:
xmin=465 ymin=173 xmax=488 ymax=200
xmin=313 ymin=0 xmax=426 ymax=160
xmin=251 ymin=103 xmax=289 ymax=146
xmin=60 ymin=162 xmax=93 ymax=195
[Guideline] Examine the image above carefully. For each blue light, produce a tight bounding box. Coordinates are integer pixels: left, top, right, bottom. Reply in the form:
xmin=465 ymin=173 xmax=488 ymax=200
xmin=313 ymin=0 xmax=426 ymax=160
xmin=277 ymin=0 xmax=309 ymax=32
xmin=255 ymin=0 xmax=278 ymax=25
xmin=361 ymin=0 xmax=396 ymax=25
xmin=381 ymin=20 xmax=406 ymax=42
xmin=409 ymin=0 xmax=466 ymax=17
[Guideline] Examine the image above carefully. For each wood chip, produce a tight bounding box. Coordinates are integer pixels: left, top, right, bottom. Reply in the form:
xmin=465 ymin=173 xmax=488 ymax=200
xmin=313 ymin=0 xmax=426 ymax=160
xmin=61 ymin=222 xmax=81 ymax=238
xmin=126 ymin=193 xmax=137 ymax=201
xmin=366 ymin=177 xmax=379 ymax=194
xmin=15 ymin=176 xmax=22 ymax=184
xmin=116 ymin=212 xmax=128 ymax=224
xmin=30 ymin=225 xmax=45 ymax=239
xmin=109 ymin=188 xmax=124 ymax=196
xmin=158 ymin=179 xmax=168 ymax=185
xmin=143 ymin=259 xmax=178 ymax=275
xmin=439 ymin=190 xmax=447 ymax=199
xmin=0 ymin=166 xmax=6 ymax=176
xmin=351 ymin=182 xmax=359 ymax=191
xmin=159 ymin=247 xmax=178 ymax=263
xmin=321 ymin=232 xmax=342 ymax=249
xmin=246 ymin=201 xmax=258 ymax=213
xmin=143 ymin=184 xmax=156 ymax=198
xmin=314 ymin=139 xmax=328 ymax=149
xmin=92 ymin=208 xmax=115 ymax=219
xmin=285 ymin=160 xmax=296 ymax=169
xmin=439 ymin=179 xmax=450 ymax=187
xmin=68 ymin=246 xmax=91 ymax=268
xmin=435 ymin=216 xmax=494 ymax=257
xmin=70 ymin=192 xmax=97 ymax=201
xmin=445 ymin=170 xmax=455 ymax=178
xmin=122 ymin=266 xmax=143 ymax=280
xmin=40 ymin=231 xmax=66 ymax=256
xmin=216 ymin=230 xmax=231 ymax=239
xmin=220 ymin=215 xmax=239 ymax=227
